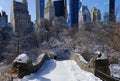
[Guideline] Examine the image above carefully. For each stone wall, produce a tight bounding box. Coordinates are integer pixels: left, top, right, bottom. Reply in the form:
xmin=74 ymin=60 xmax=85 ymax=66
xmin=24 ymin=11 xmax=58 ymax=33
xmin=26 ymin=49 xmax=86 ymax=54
xmin=69 ymin=53 xmax=119 ymax=81
xmin=69 ymin=54 xmax=95 ymax=74
xmin=12 ymin=53 xmax=49 ymax=78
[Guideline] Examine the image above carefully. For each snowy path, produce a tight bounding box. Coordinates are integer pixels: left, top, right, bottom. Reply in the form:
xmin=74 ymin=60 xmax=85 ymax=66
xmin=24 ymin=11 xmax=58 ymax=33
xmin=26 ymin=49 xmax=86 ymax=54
xmin=19 ymin=60 xmax=102 ymax=81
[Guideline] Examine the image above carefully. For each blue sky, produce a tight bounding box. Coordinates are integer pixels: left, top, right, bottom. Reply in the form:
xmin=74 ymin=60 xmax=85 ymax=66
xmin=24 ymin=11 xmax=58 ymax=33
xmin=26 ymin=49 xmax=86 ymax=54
xmin=0 ymin=0 xmax=120 ymax=22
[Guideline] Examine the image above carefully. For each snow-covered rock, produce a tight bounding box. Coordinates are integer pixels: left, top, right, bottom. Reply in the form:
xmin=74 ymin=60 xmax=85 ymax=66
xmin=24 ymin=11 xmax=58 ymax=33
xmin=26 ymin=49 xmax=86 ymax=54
xmin=76 ymin=53 xmax=88 ymax=63
xmin=95 ymin=51 xmax=108 ymax=60
xmin=19 ymin=60 xmax=102 ymax=81
xmin=14 ymin=54 xmax=30 ymax=64
xmin=33 ymin=54 xmax=46 ymax=65
xmin=46 ymin=51 xmax=57 ymax=59
xmin=109 ymin=64 xmax=120 ymax=79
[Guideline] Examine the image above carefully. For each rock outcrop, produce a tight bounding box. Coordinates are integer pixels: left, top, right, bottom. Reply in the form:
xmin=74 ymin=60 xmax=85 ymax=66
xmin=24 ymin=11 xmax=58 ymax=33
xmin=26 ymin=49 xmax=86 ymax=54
xmin=12 ymin=53 xmax=48 ymax=78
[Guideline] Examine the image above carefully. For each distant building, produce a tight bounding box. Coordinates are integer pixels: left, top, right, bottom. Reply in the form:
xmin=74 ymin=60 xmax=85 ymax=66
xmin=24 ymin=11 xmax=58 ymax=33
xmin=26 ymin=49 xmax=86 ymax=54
xmin=91 ymin=7 xmax=101 ymax=22
xmin=104 ymin=12 xmax=109 ymax=23
xmin=67 ymin=0 xmax=82 ymax=27
xmin=53 ymin=0 xmax=64 ymax=17
xmin=36 ymin=0 xmax=45 ymax=28
xmin=0 ymin=11 xmax=8 ymax=27
xmin=79 ymin=0 xmax=82 ymax=10
xmin=104 ymin=0 xmax=115 ymax=23
xmin=10 ymin=0 xmax=33 ymax=35
xmin=44 ymin=0 xmax=55 ymax=21
xmin=52 ymin=17 xmax=68 ymax=28
xmin=36 ymin=18 xmax=50 ymax=42
xmin=79 ymin=5 xmax=91 ymax=29
xmin=36 ymin=0 xmax=44 ymax=21
xmin=64 ymin=0 xmax=67 ymax=19
xmin=115 ymin=0 xmax=120 ymax=23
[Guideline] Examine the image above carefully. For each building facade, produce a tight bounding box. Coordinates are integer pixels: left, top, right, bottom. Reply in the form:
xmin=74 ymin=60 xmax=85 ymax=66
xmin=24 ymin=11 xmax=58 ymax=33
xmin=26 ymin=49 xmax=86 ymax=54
xmin=64 ymin=0 xmax=67 ymax=18
xmin=36 ymin=0 xmax=44 ymax=20
xmin=79 ymin=5 xmax=91 ymax=26
xmin=104 ymin=0 xmax=115 ymax=23
xmin=115 ymin=0 xmax=120 ymax=22
xmin=52 ymin=17 xmax=68 ymax=28
xmin=0 ymin=11 xmax=8 ymax=27
xmin=10 ymin=0 xmax=33 ymax=35
xmin=53 ymin=0 xmax=64 ymax=17
xmin=44 ymin=0 xmax=55 ymax=21
xmin=91 ymin=7 xmax=101 ymax=22
xmin=67 ymin=0 xmax=82 ymax=27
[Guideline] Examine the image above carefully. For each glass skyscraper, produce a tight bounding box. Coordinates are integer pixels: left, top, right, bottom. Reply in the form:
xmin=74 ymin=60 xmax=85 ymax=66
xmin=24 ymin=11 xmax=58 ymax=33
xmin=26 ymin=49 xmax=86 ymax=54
xmin=115 ymin=0 xmax=120 ymax=22
xmin=79 ymin=0 xmax=82 ymax=10
xmin=36 ymin=0 xmax=44 ymax=20
xmin=54 ymin=0 xmax=64 ymax=17
xmin=104 ymin=0 xmax=115 ymax=23
xmin=104 ymin=0 xmax=109 ymax=23
xmin=67 ymin=0 xmax=82 ymax=27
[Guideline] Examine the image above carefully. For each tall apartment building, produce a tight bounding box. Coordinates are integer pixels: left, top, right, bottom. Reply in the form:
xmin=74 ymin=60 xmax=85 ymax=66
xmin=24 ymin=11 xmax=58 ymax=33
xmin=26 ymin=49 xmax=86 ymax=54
xmin=53 ymin=0 xmax=64 ymax=17
xmin=104 ymin=0 xmax=115 ymax=23
xmin=79 ymin=5 xmax=91 ymax=26
xmin=0 ymin=11 xmax=8 ymax=27
xmin=10 ymin=0 xmax=33 ymax=35
xmin=44 ymin=0 xmax=55 ymax=21
xmin=67 ymin=0 xmax=82 ymax=27
xmin=36 ymin=0 xmax=44 ymax=20
xmin=91 ymin=7 xmax=101 ymax=22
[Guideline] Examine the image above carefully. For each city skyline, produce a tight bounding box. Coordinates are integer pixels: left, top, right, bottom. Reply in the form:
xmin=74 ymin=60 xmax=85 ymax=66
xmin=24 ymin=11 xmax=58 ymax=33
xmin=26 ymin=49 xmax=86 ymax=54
xmin=0 ymin=0 xmax=120 ymax=22
xmin=0 ymin=0 xmax=54 ymax=22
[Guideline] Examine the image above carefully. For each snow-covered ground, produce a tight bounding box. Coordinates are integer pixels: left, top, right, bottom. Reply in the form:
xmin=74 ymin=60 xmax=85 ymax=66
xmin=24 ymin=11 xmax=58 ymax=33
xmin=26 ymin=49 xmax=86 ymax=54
xmin=109 ymin=64 xmax=120 ymax=79
xmin=19 ymin=60 xmax=102 ymax=81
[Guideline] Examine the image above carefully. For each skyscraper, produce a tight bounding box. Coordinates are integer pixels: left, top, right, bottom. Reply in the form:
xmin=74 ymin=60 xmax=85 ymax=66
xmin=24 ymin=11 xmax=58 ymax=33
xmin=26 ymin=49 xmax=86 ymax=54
xmin=36 ymin=0 xmax=44 ymax=21
xmin=115 ymin=0 xmax=120 ymax=22
xmin=67 ymin=0 xmax=82 ymax=27
xmin=64 ymin=0 xmax=67 ymax=18
xmin=10 ymin=0 xmax=33 ymax=35
xmin=109 ymin=0 xmax=115 ymax=22
xmin=79 ymin=0 xmax=82 ymax=10
xmin=54 ymin=0 xmax=64 ymax=17
xmin=91 ymin=7 xmax=101 ymax=22
xmin=44 ymin=0 xmax=55 ymax=21
xmin=0 ymin=11 xmax=8 ymax=27
xmin=79 ymin=5 xmax=91 ymax=27
xmin=104 ymin=0 xmax=115 ymax=23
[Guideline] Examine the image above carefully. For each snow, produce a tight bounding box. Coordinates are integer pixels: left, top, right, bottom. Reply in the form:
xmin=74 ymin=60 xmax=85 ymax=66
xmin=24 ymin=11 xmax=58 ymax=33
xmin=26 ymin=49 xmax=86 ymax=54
xmin=14 ymin=54 xmax=30 ymax=64
xmin=0 ymin=65 xmax=10 ymax=75
xmin=19 ymin=60 xmax=102 ymax=81
xmin=95 ymin=51 xmax=108 ymax=60
xmin=33 ymin=54 xmax=45 ymax=65
xmin=47 ymin=51 xmax=56 ymax=59
xmin=109 ymin=64 xmax=120 ymax=79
